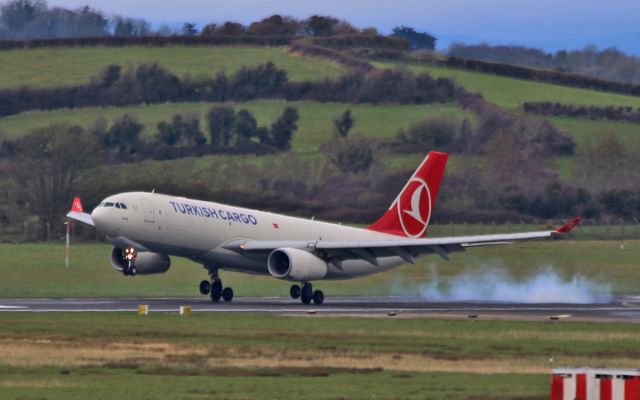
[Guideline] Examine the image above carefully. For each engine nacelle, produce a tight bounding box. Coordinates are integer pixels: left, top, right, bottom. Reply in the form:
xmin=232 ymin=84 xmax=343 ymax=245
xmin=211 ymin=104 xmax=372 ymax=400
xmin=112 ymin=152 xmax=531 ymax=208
xmin=110 ymin=247 xmax=170 ymax=275
xmin=267 ymin=248 xmax=327 ymax=281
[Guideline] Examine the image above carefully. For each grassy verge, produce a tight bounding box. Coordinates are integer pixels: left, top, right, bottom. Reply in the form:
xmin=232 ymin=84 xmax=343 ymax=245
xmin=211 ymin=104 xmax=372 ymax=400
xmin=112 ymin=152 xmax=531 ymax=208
xmin=0 ymin=46 xmax=345 ymax=88
xmin=0 ymin=366 xmax=547 ymax=400
xmin=3 ymin=312 xmax=640 ymax=399
xmin=0 ymin=240 xmax=636 ymax=298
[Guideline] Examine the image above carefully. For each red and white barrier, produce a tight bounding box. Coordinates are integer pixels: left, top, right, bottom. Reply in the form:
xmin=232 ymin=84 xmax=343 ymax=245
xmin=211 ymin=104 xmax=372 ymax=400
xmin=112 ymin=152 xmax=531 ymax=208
xmin=551 ymin=368 xmax=640 ymax=400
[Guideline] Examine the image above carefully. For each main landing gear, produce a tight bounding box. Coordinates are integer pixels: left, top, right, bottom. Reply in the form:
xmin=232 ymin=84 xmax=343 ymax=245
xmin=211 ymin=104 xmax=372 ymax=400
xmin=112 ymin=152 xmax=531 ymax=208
xmin=199 ymin=266 xmax=234 ymax=302
xmin=290 ymin=283 xmax=324 ymax=305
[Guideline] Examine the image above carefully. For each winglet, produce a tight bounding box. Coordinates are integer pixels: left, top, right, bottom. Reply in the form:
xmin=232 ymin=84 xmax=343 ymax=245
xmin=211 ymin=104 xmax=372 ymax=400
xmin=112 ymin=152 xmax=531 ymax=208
xmin=556 ymin=217 xmax=582 ymax=233
xmin=71 ymin=197 xmax=84 ymax=213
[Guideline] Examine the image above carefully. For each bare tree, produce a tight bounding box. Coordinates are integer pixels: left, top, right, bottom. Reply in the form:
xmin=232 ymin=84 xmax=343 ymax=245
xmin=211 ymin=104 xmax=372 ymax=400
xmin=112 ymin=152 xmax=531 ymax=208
xmin=9 ymin=124 xmax=102 ymax=233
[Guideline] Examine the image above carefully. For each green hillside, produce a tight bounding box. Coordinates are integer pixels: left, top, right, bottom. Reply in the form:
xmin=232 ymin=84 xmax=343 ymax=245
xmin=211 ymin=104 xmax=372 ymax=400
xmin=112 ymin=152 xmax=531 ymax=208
xmin=2 ymin=46 xmax=639 ymax=161
xmin=0 ymin=46 xmax=345 ymax=88
xmin=3 ymin=44 xmax=640 ymax=224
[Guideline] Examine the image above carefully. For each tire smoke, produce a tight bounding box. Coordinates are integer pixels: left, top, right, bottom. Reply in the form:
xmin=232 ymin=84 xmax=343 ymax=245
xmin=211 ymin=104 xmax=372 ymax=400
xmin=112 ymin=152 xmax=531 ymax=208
xmin=395 ymin=266 xmax=611 ymax=304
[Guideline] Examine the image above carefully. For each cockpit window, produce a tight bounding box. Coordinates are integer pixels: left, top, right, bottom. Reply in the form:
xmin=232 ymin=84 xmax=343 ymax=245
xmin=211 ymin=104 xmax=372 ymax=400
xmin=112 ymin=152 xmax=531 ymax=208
xmin=104 ymin=202 xmax=114 ymax=207
xmin=120 ymin=203 xmax=127 ymax=210
xmin=115 ymin=203 xmax=121 ymax=209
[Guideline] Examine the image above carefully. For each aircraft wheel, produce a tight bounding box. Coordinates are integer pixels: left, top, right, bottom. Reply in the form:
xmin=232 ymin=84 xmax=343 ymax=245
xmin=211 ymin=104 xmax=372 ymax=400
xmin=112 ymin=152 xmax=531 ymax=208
xmin=210 ymin=280 xmax=222 ymax=302
xmin=312 ymin=290 xmax=324 ymax=305
xmin=290 ymin=284 xmax=301 ymax=299
xmin=130 ymin=266 xmax=137 ymax=276
xmin=222 ymin=287 xmax=234 ymax=302
xmin=301 ymin=284 xmax=313 ymax=305
xmin=199 ymin=280 xmax=211 ymax=295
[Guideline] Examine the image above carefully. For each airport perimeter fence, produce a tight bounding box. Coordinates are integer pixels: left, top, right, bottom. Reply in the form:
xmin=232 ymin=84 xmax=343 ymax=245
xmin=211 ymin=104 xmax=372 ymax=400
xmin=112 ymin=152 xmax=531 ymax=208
xmin=0 ymin=218 xmax=638 ymax=243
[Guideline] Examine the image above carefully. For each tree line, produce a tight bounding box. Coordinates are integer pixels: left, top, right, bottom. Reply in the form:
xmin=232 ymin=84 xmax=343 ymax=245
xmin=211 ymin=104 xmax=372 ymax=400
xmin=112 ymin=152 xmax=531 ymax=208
xmin=0 ymin=62 xmax=460 ymax=118
xmin=1 ymin=105 xmax=300 ymax=163
xmin=523 ymin=102 xmax=640 ymax=124
xmin=0 ymin=0 xmax=436 ymax=52
xmin=448 ymin=43 xmax=640 ymax=85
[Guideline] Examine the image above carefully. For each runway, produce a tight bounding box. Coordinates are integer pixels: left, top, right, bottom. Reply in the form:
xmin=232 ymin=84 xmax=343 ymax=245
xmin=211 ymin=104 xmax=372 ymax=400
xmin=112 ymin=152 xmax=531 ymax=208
xmin=2 ymin=296 xmax=640 ymax=321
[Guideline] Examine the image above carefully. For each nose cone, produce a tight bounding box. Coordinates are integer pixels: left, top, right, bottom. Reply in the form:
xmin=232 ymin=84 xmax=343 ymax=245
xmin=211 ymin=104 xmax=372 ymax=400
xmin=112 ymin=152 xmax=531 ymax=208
xmin=91 ymin=207 xmax=106 ymax=228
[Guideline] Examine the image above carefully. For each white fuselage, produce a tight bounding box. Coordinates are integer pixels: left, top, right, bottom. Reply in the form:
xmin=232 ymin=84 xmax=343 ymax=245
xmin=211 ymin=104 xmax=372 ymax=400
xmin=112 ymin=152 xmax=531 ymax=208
xmin=91 ymin=192 xmax=407 ymax=280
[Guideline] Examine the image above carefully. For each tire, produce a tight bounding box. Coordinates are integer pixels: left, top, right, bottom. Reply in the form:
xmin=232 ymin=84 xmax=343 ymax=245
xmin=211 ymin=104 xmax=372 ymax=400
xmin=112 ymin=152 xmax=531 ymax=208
xmin=210 ymin=280 xmax=222 ymax=302
xmin=290 ymin=284 xmax=301 ymax=299
xmin=222 ymin=287 xmax=234 ymax=302
xmin=312 ymin=290 xmax=324 ymax=305
xmin=301 ymin=284 xmax=313 ymax=305
xmin=130 ymin=267 xmax=137 ymax=276
xmin=199 ymin=280 xmax=211 ymax=295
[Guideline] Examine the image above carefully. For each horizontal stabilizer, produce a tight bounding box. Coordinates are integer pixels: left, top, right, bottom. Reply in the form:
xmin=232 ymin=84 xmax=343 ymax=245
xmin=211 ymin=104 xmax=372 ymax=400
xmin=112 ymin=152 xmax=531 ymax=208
xmin=555 ymin=217 xmax=582 ymax=233
xmin=66 ymin=211 xmax=94 ymax=226
xmin=67 ymin=197 xmax=93 ymax=226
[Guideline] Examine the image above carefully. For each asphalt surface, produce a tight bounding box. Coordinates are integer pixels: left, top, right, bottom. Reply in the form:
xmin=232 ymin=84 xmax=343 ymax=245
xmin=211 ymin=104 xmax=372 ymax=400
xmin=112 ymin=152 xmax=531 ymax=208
xmin=2 ymin=296 xmax=640 ymax=321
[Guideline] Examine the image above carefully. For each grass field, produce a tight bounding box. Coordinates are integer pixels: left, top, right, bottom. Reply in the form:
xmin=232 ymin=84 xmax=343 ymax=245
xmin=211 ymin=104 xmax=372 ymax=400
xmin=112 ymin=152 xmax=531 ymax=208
xmin=549 ymin=115 xmax=640 ymax=150
xmin=0 ymin=46 xmax=345 ymax=88
xmin=0 ymin=240 xmax=635 ymax=298
xmin=373 ymin=61 xmax=640 ymax=111
xmin=2 ymin=312 xmax=640 ymax=399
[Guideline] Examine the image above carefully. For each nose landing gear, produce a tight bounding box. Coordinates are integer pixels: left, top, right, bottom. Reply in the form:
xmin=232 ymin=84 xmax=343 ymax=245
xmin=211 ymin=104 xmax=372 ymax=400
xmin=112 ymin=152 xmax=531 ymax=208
xmin=290 ymin=283 xmax=323 ymax=305
xmin=122 ymin=247 xmax=137 ymax=276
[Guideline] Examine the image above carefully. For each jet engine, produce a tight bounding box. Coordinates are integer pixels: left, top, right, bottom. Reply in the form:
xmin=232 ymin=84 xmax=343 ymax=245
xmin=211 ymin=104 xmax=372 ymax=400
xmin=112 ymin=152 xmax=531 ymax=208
xmin=267 ymin=248 xmax=327 ymax=281
xmin=110 ymin=247 xmax=170 ymax=275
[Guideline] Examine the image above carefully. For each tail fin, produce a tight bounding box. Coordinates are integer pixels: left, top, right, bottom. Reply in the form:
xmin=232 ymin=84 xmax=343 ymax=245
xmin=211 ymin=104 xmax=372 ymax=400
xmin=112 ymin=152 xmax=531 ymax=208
xmin=368 ymin=151 xmax=448 ymax=238
xmin=71 ymin=197 xmax=84 ymax=213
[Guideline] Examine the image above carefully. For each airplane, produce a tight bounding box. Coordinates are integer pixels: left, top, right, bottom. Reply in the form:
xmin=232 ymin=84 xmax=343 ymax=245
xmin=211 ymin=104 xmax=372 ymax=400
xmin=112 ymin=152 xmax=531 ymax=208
xmin=67 ymin=151 xmax=582 ymax=305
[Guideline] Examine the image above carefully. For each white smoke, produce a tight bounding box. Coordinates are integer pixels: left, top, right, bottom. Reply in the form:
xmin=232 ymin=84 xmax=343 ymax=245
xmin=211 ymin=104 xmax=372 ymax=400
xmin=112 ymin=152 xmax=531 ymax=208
xmin=395 ymin=266 xmax=611 ymax=304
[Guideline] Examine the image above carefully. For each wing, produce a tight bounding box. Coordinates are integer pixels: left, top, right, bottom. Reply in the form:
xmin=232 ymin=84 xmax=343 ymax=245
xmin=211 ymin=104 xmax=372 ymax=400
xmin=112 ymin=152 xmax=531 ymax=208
xmin=223 ymin=217 xmax=582 ymax=265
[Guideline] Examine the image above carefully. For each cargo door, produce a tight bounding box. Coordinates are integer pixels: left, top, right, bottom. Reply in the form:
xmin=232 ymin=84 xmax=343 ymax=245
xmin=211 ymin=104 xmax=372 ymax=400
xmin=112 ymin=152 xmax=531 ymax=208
xmin=141 ymin=199 xmax=155 ymax=223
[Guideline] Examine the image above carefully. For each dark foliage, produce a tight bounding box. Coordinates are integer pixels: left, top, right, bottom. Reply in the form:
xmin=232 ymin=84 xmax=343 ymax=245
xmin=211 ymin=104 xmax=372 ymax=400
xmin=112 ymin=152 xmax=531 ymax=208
xmin=333 ymin=110 xmax=354 ymax=138
xmin=439 ymin=56 xmax=640 ymax=97
xmin=247 ymin=15 xmax=299 ymax=36
xmin=303 ymin=15 xmax=357 ymax=37
xmin=395 ymin=118 xmax=457 ymax=152
xmin=523 ymin=102 xmax=640 ymax=124
xmin=285 ymin=69 xmax=456 ymax=105
xmin=449 ymin=43 xmax=640 ymax=85
xmin=101 ymin=114 xmax=144 ymax=161
xmin=0 ymin=61 xmax=460 ymax=118
xmin=2 ymin=123 xmax=102 ymax=233
xmin=310 ymin=34 xmax=409 ymax=52
xmin=206 ymin=106 xmax=237 ymax=147
xmin=234 ymin=109 xmax=258 ymax=142
xmin=324 ymin=136 xmax=375 ymax=174
xmin=269 ymin=107 xmax=299 ymax=151
xmin=391 ymin=26 xmax=436 ymax=51
xmin=498 ymin=182 xmax=592 ymax=219
xmin=0 ymin=34 xmax=292 ymax=50
xmin=157 ymin=112 xmax=206 ymax=147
